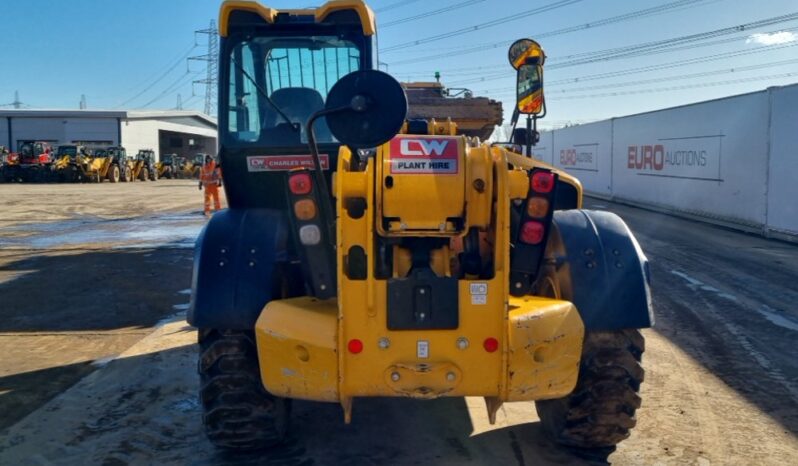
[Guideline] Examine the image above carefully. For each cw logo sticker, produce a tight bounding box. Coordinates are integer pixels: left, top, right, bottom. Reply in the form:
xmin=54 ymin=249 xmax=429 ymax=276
xmin=399 ymin=139 xmax=450 ymax=156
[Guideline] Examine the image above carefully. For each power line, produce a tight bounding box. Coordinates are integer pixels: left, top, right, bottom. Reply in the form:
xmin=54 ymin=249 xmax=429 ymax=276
xmin=375 ymin=0 xmax=423 ymax=13
xmin=140 ymin=70 xmax=202 ymax=108
xmin=382 ymin=0 xmax=485 ymax=28
xmin=115 ymin=43 xmax=197 ymax=108
xmin=125 ymin=42 xmax=196 ymax=92
xmin=381 ymin=0 xmax=585 ymax=52
xmin=547 ymin=42 xmax=798 ymax=85
xmin=447 ymin=28 xmax=798 ymax=88
xmin=482 ymin=58 xmax=798 ymax=95
xmin=547 ymin=13 xmax=798 ymax=68
xmin=545 ymin=71 xmax=798 ymax=100
xmin=385 ymin=0 xmax=717 ymax=64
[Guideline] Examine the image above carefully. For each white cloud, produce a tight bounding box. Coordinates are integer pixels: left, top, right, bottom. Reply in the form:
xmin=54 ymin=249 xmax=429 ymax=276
xmin=746 ymin=31 xmax=798 ymax=46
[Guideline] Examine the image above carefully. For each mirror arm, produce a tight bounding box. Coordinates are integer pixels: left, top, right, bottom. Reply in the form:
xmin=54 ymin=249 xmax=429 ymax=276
xmin=526 ymin=115 xmax=533 ymax=157
xmin=306 ymin=106 xmax=349 ymax=244
xmin=509 ymin=108 xmax=520 ymax=144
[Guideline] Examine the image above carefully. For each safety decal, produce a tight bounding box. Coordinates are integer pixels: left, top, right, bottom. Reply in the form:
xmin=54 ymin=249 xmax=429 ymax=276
xmin=389 ymin=136 xmax=459 ymax=174
xmin=417 ymin=340 xmax=430 ymax=359
xmin=470 ymin=282 xmax=488 ymax=305
xmin=246 ymin=154 xmax=329 ymax=172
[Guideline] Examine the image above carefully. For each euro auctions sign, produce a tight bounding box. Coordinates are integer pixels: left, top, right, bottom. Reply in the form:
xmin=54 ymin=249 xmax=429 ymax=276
xmin=627 ymin=134 xmax=723 ymax=182
xmin=559 ymin=144 xmax=598 ymax=171
xmin=389 ymin=136 xmax=459 ymax=174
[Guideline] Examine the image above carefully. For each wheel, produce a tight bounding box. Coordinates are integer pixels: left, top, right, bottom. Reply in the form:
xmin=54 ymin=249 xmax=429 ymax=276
xmin=164 ymin=168 xmax=172 ymax=179
xmin=121 ymin=166 xmax=130 ymax=182
xmin=149 ymin=168 xmax=157 ymax=181
xmin=198 ymin=329 xmax=290 ymax=451
xmin=535 ymin=329 xmax=645 ymax=449
xmin=139 ymin=168 xmax=149 ymax=181
xmin=108 ymin=165 xmax=120 ymax=183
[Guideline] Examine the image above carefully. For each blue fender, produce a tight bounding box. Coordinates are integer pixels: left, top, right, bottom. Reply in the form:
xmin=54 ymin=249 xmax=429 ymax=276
xmin=548 ymin=209 xmax=654 ymax=330
xmin=188 ymin=208 xmax=290 ymax=330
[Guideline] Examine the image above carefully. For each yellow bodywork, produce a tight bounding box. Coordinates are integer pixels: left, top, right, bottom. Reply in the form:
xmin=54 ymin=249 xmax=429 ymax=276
xmin=219 ymin=0 xmax=376 ymax=37
xmin=254 ymin=135 xmax=585 ymax=420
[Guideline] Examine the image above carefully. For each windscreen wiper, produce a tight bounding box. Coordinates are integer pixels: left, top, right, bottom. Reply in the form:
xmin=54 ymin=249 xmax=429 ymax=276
xmin=230 ymin=57 xmax=298 ymax=132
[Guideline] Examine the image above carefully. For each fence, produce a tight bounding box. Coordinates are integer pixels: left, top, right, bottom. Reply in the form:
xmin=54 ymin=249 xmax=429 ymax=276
xmin=541 ymin=83 xmax=798 ymax=241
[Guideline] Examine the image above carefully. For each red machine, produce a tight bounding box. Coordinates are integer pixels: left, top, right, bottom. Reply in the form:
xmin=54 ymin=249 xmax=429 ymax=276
xmin=18 ymin=141 xmax=55 ymax=182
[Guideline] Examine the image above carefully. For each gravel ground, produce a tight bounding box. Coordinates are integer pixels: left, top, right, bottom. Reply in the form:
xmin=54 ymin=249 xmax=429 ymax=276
xmin=0 ymin=182 xmax=796 ymax=465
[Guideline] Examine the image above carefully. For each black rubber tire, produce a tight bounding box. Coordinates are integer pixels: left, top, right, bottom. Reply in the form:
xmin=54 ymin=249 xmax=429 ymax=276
xmin=536 ymin=329 xmax=644 ymax=449
xmin=198 ymin=329 xmax=290 ymax=451
xmin=108 ymin=165 xmax=120 ymax=183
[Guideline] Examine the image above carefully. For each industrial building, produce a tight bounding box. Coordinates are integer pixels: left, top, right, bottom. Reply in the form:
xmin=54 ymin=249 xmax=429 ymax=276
xmin=0 ymin=109 xmax=217 ymax=161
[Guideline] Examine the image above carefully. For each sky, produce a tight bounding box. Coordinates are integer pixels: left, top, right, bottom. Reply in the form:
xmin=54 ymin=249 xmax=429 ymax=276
xmin=1 ymin=0 xmax=797 ymax=129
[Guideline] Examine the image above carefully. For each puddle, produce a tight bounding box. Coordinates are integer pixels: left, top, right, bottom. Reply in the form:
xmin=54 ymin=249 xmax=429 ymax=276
xmin=756 ymin=305 xmax=798 ymax=332
xmin=167 ymin=397 xmax=200 ymax=413
xmin=0 ymin=213 xmax=206 ymax=249
xmin=92 ymin=355 xmax=118 ymax=367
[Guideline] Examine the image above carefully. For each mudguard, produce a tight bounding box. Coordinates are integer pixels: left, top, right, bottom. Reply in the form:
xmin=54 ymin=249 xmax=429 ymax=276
xmin=188 ymin=208 xmax=290 ymax=330
xmin=546 ymin=209 xmax=653 ymax=330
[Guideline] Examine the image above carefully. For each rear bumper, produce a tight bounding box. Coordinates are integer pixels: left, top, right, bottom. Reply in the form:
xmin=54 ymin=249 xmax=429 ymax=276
xmin=254 ymin=295 xmax=583 ymax=403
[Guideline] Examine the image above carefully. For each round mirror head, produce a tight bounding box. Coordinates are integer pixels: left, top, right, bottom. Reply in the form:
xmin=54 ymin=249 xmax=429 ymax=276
xmin=508 ymin=38 xmax=545 ymax=70
xmin=325 ymin=70 xmax=408 ymax=149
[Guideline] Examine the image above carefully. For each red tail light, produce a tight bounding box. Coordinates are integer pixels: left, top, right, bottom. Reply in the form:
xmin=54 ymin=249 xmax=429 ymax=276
xmin=483 ymin=337 xmax=499 ymax=353
xmin=347 ymin=339 xmax=364 ymax=354
xmin=289 ymin=172 xmax=312 ymax=195
xmin=520 ymin=220 xmax=545 ymax=244
xmin=531 ymin=171 xmax=555 ymax=193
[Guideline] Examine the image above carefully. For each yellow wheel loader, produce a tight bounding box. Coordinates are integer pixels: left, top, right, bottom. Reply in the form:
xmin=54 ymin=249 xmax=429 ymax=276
xmin=189 ymin=0 xmax=652 ymax=454
xmin=131 ymin=149 xmax=158 ymax=181
xmin=53 ymin=145 xmax=98 ymax=182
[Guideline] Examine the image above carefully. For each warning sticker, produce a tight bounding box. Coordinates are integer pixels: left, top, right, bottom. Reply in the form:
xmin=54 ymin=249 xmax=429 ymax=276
xmin=247 ymin=154 xmax=330 ymax=172
xmin=389 ymin=136 xmax=459 ymax=174
xmin=417 ymin=340 xmax=430 ymax=359
xmin=470 ymin=282 xmax=488 ymax=305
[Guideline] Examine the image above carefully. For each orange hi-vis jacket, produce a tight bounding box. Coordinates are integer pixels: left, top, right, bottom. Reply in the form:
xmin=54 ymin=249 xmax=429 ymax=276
xmin=200 ymin=162 xmax=221 ymax=188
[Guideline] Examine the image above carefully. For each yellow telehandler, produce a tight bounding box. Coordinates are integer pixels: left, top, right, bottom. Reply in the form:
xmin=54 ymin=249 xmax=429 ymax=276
xmin=189 ymin=0 xmax=652 ymax=455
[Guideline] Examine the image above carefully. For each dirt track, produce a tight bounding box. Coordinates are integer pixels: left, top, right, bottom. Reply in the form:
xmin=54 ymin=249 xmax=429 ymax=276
xmin=0 ymin=182 xmax=796 ymax=465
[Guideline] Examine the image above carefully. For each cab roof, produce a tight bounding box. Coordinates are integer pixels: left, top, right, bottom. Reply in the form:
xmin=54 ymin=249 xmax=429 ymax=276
xmin=219 ymin=0 xmax=376 ymax=37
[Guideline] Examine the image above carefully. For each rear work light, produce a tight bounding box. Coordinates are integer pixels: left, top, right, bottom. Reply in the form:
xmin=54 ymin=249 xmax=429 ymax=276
xmin=294 ymin=199 xmax=317 ymax=220
xmin=288 ymin=172 xmax=312 ymax=195
xmin=526 ymin=197 xmax=549 ymax=218
xmin=520 ymin=220 xmax=545 ymax=244
xmin=531 ymin=171 xmax=555 ymax=193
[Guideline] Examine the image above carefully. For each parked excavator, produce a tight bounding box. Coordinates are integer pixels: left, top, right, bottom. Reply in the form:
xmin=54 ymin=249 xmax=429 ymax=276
xmin=403 ymin=81 xmax=503 ymax=140
xmin=189 ymin=0 xmax=652 ymax=457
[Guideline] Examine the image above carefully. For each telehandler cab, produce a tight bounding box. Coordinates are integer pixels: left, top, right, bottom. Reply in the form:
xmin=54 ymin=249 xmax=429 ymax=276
xmin=189 ymin=0 xmax=652 ymax=454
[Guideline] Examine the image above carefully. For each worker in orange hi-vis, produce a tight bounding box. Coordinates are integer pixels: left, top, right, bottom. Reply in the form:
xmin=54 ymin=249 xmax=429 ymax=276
xmin=199 ymin=155 xmax=222 ymax=217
